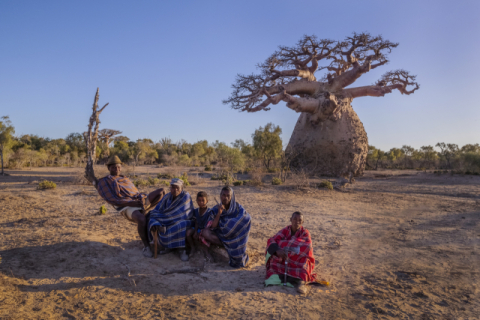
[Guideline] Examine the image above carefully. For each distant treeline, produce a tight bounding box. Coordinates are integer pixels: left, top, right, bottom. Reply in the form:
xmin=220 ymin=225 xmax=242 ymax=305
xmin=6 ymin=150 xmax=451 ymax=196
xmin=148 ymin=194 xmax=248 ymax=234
xmin=1 ymin=116 xmax=479 ymax=175
xmin=367 ymin=143 xmax=480 ymax=174
xmin=0 ymin=119 xmax=284 ymax=173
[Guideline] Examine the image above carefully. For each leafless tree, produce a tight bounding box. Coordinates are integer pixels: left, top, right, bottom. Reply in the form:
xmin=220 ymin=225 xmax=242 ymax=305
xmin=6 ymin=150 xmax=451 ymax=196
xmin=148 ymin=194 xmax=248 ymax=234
xmin=83 ymin=88 xmax=109 ymax=186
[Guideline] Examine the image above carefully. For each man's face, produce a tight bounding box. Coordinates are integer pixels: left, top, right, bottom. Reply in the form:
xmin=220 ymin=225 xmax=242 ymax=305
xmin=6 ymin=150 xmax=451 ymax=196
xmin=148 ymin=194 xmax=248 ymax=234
xmin=290 ymin=214 xmax=304 ymax=229
xmin=109 ymin=164 xmax=121 ymax=176
xmin=170 ymin=184 xmax=181 ymax=198
xmin=196 ymin=196 xmax=207 ymax=208
xmin=220 ymin=190 xmax=231 ymax=207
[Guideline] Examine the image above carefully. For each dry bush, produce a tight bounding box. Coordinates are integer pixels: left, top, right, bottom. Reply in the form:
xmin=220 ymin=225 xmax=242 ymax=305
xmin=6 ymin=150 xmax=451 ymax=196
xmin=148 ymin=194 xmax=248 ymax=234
xmin=248 ymin=167 xmax=264 ymax=186
xmin=71 ymin=165 xmax=109 ymax=185
xmin=289 ymin=169 xmax=310 ymax=189
xmin=189 ymin=172 xmax=203 ymax=186
xmin=70 ymin=172 xmax=91 ymax=185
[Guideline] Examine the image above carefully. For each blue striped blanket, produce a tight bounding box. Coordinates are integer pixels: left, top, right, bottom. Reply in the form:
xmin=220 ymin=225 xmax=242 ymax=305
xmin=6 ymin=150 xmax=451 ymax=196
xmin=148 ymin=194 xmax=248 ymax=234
xmin=210 ymin=189 xmax=251 ymax=268
xmin=148 ymin=191 xmax=193 ymax=249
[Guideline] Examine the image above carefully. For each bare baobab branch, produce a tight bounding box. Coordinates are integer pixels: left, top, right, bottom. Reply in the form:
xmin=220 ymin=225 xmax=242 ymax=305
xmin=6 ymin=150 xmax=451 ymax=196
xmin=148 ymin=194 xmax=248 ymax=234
xmin=224 ymin=33 xmax=409 ymax=113
xmin=343 ymin=69 xmax=419 ymax=98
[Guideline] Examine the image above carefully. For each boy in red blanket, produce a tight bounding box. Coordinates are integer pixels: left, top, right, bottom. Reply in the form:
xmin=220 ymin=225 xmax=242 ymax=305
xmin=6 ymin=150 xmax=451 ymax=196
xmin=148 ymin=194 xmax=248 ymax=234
xmin=265 ymin=211 xmax=316 ymax=294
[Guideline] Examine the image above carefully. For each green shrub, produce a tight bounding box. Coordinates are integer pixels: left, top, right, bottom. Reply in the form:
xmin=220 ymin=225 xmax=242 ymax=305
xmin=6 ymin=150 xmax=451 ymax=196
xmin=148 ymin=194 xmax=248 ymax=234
xmin=211 ymin=172 xmax=228 ymax=181
xmin=271 ymin=177 xmax=282 ymax=185
xmin=133 ymin=179 xmax=149 ymax=187
xmin=318 ymin=180 xmax=333 ymax=190
xmin=222 ymin=175 xmax=235 ymax=187
xmin=157 ymin=173 xmax=174 ymax=179
xmin=174 ymin=172 xmax=191 ymax=186
xmin=267 ymin=168 xmax=279 ymax=173
xmin=147 ymin=176 xmax=160 ymax=186
xmin=159 ymin=180 xmax=170 ymax=186
xmin=204 ymin=165 xmax=212 ymax=171
xmin=233 ymin=181 xmax=243 ymax=186
xmin=99 ymin=205 xmax=107 ymax=215
xmin=37 ymin=180 xmax=56 ymax=190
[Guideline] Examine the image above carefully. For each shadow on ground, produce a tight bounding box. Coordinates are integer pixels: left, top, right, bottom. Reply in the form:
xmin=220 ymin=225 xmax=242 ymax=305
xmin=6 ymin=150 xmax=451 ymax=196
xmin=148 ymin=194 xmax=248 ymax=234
xmin=0 ymin=240 xmax=282 ymax=297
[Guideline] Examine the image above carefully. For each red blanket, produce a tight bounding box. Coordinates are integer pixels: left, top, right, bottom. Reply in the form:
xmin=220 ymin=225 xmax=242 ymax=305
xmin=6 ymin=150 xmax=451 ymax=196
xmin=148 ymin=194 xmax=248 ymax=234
xmin=265 ymin=226 xmax=316 ymax=283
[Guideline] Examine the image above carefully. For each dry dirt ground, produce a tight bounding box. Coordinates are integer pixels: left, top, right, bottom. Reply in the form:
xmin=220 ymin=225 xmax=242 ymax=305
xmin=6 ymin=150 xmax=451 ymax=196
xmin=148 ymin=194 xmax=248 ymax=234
xmin=0 ymin=166 xmax=479 ymax=319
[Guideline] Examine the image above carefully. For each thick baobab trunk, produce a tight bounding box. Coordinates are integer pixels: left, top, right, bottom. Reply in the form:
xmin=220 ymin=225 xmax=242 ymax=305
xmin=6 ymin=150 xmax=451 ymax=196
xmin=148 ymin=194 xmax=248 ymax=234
xmin=287 ymin=98 xmax=368 ymax=177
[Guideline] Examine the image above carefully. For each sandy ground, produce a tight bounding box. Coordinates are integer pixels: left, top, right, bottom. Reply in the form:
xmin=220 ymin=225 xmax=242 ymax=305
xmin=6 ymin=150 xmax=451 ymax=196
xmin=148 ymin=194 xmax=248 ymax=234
xmin=0 ymin=166 xmax=479 ymax=319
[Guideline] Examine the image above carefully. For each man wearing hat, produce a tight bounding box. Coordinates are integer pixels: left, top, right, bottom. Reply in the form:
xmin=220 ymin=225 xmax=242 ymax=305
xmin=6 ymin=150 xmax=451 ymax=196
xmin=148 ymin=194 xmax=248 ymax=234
xmin=97 ymin=155 xmax=166 ymax=257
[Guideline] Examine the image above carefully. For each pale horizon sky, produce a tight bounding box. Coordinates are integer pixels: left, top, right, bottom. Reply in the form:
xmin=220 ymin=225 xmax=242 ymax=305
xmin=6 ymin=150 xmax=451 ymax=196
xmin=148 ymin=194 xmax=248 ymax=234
xmin=1 ymin=0 xmax=479 ymax=151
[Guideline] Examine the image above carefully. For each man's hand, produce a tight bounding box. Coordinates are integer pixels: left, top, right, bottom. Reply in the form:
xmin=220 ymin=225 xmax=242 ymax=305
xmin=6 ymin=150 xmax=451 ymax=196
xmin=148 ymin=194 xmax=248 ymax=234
xmin=275 ymin=249 xmax=288 ymax=260
xmin=132 ymin=200 xmax=143 ymax=208
xmin=217 ymin=203 xmax=225 ymax=214
xmin=193 ymin=232 xmax=199 ymax=241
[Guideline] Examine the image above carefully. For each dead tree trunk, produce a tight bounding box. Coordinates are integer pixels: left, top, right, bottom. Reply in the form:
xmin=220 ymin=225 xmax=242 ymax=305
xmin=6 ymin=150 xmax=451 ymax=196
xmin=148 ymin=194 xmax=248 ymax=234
xmin=83 ymin=88 xmax=109 ymax=187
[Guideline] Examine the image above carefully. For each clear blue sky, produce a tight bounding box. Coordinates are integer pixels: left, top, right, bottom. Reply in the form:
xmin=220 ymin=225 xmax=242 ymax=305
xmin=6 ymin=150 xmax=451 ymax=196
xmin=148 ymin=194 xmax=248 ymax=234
xmin=1 ymin=0 xmax=479 ymax=150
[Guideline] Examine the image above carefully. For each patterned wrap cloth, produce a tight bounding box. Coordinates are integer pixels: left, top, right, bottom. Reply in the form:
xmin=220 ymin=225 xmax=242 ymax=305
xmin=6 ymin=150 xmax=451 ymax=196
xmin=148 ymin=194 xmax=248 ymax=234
xmin=265 ymin=226 xmax=317 ymax=283
xmin=194 ymin=207 xmax=213 ymax=247
xmin=148 ymin=190 xmax=193 ymax=249
xmin=97 ymin=175 xmax=147 ymax=208
xmin=208 ymin=188 xmax=251 ymax=268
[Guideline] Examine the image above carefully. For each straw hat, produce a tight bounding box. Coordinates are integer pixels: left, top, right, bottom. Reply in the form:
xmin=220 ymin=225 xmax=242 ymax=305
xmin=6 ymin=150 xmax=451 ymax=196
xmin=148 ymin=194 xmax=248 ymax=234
xmin=106 ymin=155 xmax=122 ymax=166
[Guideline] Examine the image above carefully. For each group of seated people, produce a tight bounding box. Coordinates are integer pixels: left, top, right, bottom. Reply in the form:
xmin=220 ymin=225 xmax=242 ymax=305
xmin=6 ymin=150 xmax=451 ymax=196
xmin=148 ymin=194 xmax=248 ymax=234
xmin=97 ymin=155 xmax=317 ymax=294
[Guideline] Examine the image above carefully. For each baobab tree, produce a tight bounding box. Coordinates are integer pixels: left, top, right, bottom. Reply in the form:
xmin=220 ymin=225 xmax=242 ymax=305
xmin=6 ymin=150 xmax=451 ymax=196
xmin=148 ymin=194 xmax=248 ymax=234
xmin=224 ymin=32 xmax=419 ymax=177
xmin=98 ymin=128 xmax=122 ymax=158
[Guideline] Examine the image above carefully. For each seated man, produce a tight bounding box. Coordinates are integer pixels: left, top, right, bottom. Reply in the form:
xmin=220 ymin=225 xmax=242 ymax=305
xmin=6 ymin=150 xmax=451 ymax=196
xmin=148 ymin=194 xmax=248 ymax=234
xmin=148 ymin=178 xmax=194 ymax=261
xmin=96 ymin=155 xmax=165 ymax=258
xmin=202 ymin=187 xmax=251 ymax=268
xmin=265 ymin=212 xmax=316 ymax=294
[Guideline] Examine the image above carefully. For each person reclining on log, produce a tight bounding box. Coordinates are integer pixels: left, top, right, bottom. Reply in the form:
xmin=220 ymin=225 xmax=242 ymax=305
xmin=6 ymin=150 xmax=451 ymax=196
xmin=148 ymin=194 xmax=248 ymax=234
xmin=148 ymin=178 xmax=194 ymax=261
xmin=202 ymin=187 xmax=251 ymax=268
xmin=265 ymin=212 xmax=316 ymax=295
xmin=96 ymin=155 xmax=166 ymax=258
xmin=191 ymin=191 xmax=214 ymax=261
